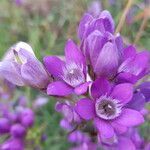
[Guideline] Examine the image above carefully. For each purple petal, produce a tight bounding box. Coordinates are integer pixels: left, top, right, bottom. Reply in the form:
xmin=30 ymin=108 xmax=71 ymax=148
xmin=127 ymin=92 xmax=145 ymax=111
xmin=118 ymin=137 xmax=136 ymax=150
xmin=138 ymin=82 xmax=150 ymax=102
xmin=118 ymin=51 xmax=150 ymax=76
xmin=74 ymin=81 xmax=91 ymax=95
xmin=43 ymin=56 xmax=65 ymax=78
xmin=117 ymin=72 xmax=138 ymax=84
xmin=65 ymin=39 xmax=85 ymax=67
xmin=78 ymin=13 xmax=93 ymax=40
xmin=75 ymin=98 xmax=95 ymax=120
xmin=123 ymin=45 xmax=136 ymax=60
xmin=21 ymin=59 xmax=49 ymax=89
xmin=86 ymin=30 xmax=108 ymax=66
xmin=111 ymin=122 xmax=127 ymax=134
xmin=91 ymin=77 xmax=111 ymax=99
xmin=111 ymin=83 xmax=133 ymax=104
xmin=114 ymin=108 xmax=144 ymax=127
xmin=99 ymin=10 xmax=115 ymax=33
xmin=94 ymin=42 xmax=119 ymax=78
xmin=94 ymin=118 xmax=114 ymax=139
xmin=47 ymin=81 xmax=73 ymax=96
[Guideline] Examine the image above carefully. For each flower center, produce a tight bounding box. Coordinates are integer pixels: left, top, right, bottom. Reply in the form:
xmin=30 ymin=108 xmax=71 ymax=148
xmin=95 ymin=96 xmax=122 ymax=120
xmin=62 ymin=62 xmax=85 ymax=87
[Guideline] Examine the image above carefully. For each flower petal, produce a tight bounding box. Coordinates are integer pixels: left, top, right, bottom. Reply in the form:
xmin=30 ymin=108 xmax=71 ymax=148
xmin=94 ymin=118 xmax=114 ymax=139
xmin=75 ymin=98 xmax=95 ymax=120
xmin=91 ymin=77 xmax=111 ymax=99
xmin=94 ymin=42 xmax=119 ymax=78
xmin=65 ymin=39 xmax=85 ymax=67
xmin=99 ymin=10 xmax=115 ymax=33
xmin=0 ymin=61 xmax=24 ymax=86
xmin=111 ymin=83 xmax=133 ymax=104
xmin=123 ymin=45 xmax=136 ymax=60
xmin=47 ymin=81 xmax=73 ymax=96
xmin=21 ymin=59 xmax=49 ymax=89
xmin=74 ymin=81 xmax=91 ymax=95
xmin=127 ymin=92 xmax=145 ymax=111
xmin=111 ymin=122 xmax=127 ymax=134
xmin=114 ymin=108 xmax=144 ymax=127
xmin=43 ymin=56 xmax=65 ymax=78
xmin=118 ymin=51 xmax=150 ymax=76
xmin=118 ymin=137 xmax=136 ymax=150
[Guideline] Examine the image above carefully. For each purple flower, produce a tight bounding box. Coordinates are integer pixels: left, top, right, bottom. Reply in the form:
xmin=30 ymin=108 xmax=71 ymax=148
xmin=0 ymin=138 xmax=24 ymax=150
xmin=78 ymin=10 xmax=115 ymax=40
xmin=0 ymin=118 xmax=11 ymax=134
xmin=0 ymin=42 xmax=50 ymax=89
xmin=20 ymin=108 xmax=34 ymax=128
xmin=10 ymin=123 xmax=26 ymax=138
xmin=68 ymin=130 xmax=90 ymax=144
xmin=55 ymin=102 xmax=81 ymax=124
xmin=44 ymin=39 xmax=91 ymax=96
xmin=75 ymin=78 xmax=144 ymax=139
xmin=82 ymin=31 xmax=123 ymax=79
xmin=117 ymin=45 xmax=150 ymax=83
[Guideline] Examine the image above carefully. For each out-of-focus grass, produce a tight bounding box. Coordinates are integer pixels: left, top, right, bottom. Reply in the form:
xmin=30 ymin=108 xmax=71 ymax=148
xmin=0 ymin=0 xmax=149 ymax=150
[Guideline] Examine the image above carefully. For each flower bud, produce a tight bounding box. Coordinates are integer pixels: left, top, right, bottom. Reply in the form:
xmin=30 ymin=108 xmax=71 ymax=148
xmin=0 ymin=118 xmax=10 ymax=134
xmin=10 ymin=124 xmax=26 ymax=138
xmin=0 ymin=42 xmax=50 ymax=89
xmin=20 ymin=108 xmax=34 ymax=128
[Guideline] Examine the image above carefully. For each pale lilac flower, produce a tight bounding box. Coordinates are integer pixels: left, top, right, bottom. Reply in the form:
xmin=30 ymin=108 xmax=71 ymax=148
xmin=44 ymin=39 xmax=91 ymax=96
xmin=0 ymin=42 xmax=50 ymax=89
xmin=75 ymin=78 xmax=144 ymax=139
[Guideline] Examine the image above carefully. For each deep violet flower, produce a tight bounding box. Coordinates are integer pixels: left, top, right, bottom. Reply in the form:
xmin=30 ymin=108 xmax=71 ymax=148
xmin=0 ymin=42 xmax=50 ymax=89
xmin=20 ymin=108 xmax=34 ymax=128
xmin=10 ymin=124 xmax=26 ymax=138
xmin=0 ymin=118 xmax=11 ymax=134
xmin=44 ymin=39 xmax=91 ymax=96
xmin=75 ymin=78 xmax=144 ymax=139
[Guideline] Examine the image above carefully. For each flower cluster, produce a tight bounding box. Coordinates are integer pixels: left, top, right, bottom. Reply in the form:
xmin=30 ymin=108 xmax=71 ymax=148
xmin=0 ymin=8 xmax=150 ymax=150
xmin=0 ymin=96 xmax=34 ymax=150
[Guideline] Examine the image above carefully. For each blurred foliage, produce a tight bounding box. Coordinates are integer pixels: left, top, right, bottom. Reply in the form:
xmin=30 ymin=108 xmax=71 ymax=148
xmin=0 ymin=0 xmax=149 ymax=150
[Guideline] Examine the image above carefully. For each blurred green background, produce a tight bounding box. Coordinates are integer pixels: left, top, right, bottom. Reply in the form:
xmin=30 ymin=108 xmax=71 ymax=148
xmin=0 ymin=0 xmax=149 ymax=150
